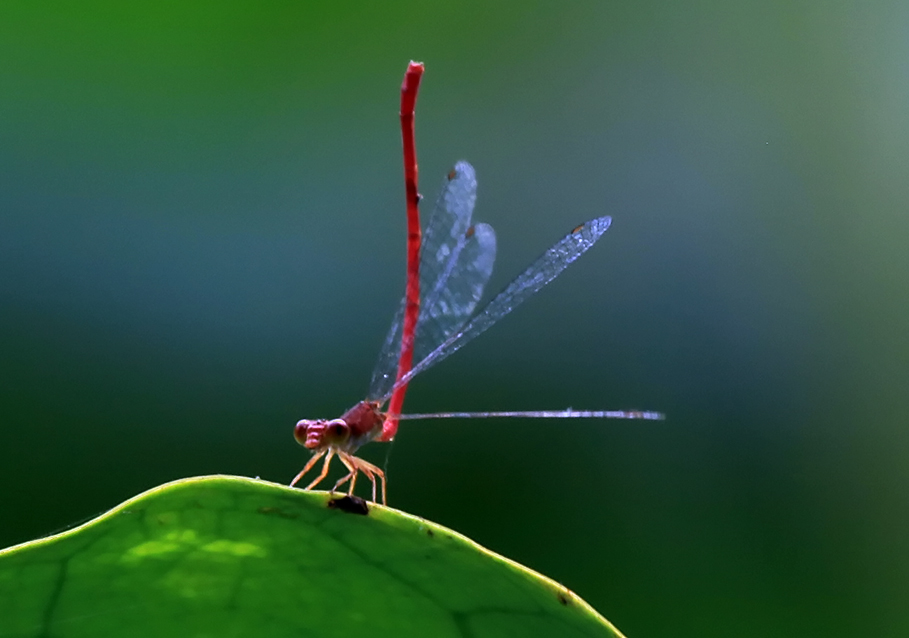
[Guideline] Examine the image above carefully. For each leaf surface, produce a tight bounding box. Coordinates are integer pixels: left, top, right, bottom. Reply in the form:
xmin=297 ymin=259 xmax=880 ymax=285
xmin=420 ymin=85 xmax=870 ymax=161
xmin=0 ymin=475 xmax=624 ymax=638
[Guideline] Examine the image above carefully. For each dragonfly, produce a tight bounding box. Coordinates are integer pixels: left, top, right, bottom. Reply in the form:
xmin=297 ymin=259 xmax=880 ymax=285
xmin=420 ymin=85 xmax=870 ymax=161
xmin=291 ymin=62 xmax=661 ymax=504
xmin=291 ymin=160 xmax=663 ymax=504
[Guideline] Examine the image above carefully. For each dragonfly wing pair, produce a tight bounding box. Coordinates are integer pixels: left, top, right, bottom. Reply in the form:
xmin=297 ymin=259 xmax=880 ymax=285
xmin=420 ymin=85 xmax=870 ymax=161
xmin=368 ymin=161 xmax=496 ymax=402
xmin=380 ymin=212 xmax=612 ymax=404
xmin=368 ymin=161 xmax=614 ymax=408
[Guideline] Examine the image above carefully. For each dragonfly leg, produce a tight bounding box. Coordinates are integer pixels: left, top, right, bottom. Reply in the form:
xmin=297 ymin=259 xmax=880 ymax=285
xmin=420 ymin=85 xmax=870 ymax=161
xmin=290 ymin=449 xmax=326 ymax=487
xmin=338 ymin=453 xmax=386 ymax=505
xmin=367 ymin=469 xmax=377 ymax=503
xmin=355 ymin=459 xmax=377 ymax=502
xmin=332 ymin=454 xmax=359 ymax=495
xmin=303 ymin=449 xmax=336 ymax=491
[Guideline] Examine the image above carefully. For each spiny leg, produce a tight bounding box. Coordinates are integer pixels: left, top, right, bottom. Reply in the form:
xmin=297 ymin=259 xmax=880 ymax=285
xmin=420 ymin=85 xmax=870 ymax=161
xmin=355 ymin=456 xmax=385 ymax=505
xmin=375 ymin=465 xmax=387 ymax=505
xmin=345 ymin=453 xmax=376 ymax=501
xmin=290 ymin=449 xmax=326 ymax=487
xmin=304 ymin=449 xmax=336 ymax=491
xmin=332 ymin=454 xmax=359 ymax=496
xmin=336 ymin=452 xmax=372 ymax=500
xmin=362 ymin=466 xmax=377 ymax=503
xmin=339 ymin=452 xmax=386 ymax=505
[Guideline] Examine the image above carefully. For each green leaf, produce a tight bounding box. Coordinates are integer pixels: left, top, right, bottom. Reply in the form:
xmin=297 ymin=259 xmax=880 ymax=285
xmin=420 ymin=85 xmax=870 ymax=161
xmin=0 ymin=475 xmax=624 ymax=637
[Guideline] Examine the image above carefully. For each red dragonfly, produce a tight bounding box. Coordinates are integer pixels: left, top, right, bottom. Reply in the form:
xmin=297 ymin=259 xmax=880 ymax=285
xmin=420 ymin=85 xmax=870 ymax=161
xmin=291 ymin=63 xmax=661 ymax=504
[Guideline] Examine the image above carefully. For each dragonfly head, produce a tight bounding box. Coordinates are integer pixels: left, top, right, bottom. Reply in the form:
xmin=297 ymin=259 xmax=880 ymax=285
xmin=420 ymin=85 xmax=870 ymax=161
xmin=294 ymin=418 xmax=350 ymax=450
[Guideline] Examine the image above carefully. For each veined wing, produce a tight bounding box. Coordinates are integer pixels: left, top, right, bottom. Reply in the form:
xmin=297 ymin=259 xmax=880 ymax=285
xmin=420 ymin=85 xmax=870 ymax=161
xmin=368 ymin=161 xmax=497 ymax=401
xmin=379 ymin=216 xmax=612 ymax=405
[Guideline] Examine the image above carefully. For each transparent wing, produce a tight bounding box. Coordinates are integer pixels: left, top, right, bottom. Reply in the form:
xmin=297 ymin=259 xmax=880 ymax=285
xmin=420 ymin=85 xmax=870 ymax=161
xmin=379 ymin=215 xmax=612 ymax=404
xmin=368 ymin=161 xmax=497 ymax=400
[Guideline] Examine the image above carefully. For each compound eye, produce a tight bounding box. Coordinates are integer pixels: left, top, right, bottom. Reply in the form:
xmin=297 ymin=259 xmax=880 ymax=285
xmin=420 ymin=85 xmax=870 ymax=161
xmin=328 ymin=421 xmax=349 ymax=440
xmin=293 ymin=420 xmax=311 ymax=445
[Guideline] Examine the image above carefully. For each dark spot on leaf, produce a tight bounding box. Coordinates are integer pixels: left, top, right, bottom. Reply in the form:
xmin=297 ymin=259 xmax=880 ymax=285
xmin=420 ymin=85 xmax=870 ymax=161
xmin=426 ymin=528 xmax=434 ymax=538
xmin=557 ymin=592 xmax=571 ymax=606
xmin=257 ymin=506 xmax=299 ymax=519
xmin=328 ymin=495 xmax=369 ymax=516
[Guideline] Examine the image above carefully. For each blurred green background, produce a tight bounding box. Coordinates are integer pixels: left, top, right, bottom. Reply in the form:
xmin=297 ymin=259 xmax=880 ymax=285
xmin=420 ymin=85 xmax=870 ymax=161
xmin=1 ymin=2 xmax=908 ymax=636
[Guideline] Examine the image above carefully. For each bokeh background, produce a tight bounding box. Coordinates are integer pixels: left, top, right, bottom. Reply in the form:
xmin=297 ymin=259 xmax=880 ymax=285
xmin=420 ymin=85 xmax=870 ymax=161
xmin=2 ymin=2 xmax=908 ymax=636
